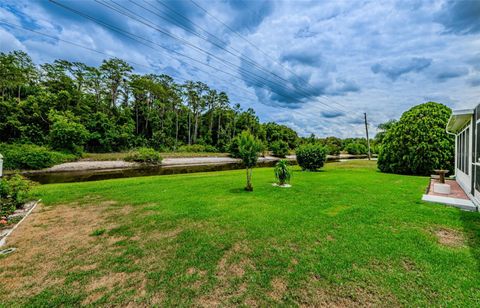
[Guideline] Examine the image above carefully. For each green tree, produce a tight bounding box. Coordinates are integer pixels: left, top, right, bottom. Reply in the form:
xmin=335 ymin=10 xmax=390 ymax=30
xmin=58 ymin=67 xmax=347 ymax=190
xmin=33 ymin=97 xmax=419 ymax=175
xmin=270 ymin=140 xmax=289 ymax=157
xmin=236 ymin=131 xmax=262 ymax=191
xmin=48 ymin=112 xmax=89 ymax=154
xmin=100 ymin=58 xmax=132 ymax=109
xmin=375 ymin=120 xmax=397 ymax=145
xmin=377 ymin=102 xmax=454 ymax=175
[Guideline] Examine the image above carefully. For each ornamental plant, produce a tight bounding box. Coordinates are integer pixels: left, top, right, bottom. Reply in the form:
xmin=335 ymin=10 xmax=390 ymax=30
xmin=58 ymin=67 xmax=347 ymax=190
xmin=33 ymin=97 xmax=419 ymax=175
xmin=236 ymin=131 xmax=262 ymax=191
xmin=296 ymin=143 xmax=327 ymax=171
xmin=0 ymin=174 xmax=33 ymax=216
xmin=274 ymin=159 xmax=292 ymax=186
xmin=377 ymin=102 xmax=454 ymax=175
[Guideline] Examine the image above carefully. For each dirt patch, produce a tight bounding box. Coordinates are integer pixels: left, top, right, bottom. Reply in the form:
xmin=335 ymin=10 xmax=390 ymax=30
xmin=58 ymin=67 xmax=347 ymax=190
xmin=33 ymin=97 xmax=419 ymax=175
xmin=299 ymin=285 xmax=397 ymax=307
xmin=82 ymin=271 xmax=148 ymax=305
xmin=435 ymin=228 xmax=465 ymax=247
xmin=216 ymin=242 xmax=253 ymax=279
xmin=401 ymin=259 xmax=417 ymax=272
xmin=269 ymin=277 xmax=287 ymax=301
xmin=150 ymin=228 xmax=183 ymax=240
xmin=186 ymin=267 xmax=207 ymax=276
xmin=197 ymin=242 xmax=253 ymax=306
xmin=0 ymin=201 xmax=138 ymax=303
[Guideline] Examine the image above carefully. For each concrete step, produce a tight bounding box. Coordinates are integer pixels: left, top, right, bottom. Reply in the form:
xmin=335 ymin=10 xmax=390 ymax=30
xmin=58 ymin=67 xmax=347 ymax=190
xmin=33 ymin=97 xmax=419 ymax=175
xmin=422 ymin=194 xmax=477 ymax=211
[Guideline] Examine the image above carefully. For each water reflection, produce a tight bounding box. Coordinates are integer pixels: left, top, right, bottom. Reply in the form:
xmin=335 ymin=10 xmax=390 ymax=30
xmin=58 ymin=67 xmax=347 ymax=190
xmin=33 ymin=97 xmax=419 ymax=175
xmin=23 ymin=156 xmax=353 ymax=184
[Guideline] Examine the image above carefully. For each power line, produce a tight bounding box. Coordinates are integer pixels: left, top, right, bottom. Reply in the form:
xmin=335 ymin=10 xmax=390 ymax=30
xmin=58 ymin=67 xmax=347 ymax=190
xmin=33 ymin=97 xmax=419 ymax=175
xmin=0 ymin=17 xmax=319 ymax=121
xmin=95 ymin=0 xmax=343 ymax=113
xmin=3 ymin=2 xmax=346 ymax=121
xmin=188 ymin=0 xmax=351 ymax=112
xmin=46 ymin=0 xmax=289 ymax=101
xmin=131 ymin=0 xmax=343 ymax=112
xmin=0 ymin=20 xmax=257 ymax=105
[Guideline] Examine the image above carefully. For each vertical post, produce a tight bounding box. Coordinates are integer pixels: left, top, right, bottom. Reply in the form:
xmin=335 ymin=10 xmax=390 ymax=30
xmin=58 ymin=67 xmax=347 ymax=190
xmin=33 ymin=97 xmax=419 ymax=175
xmin=0 ymin=153 xmax=3 ymax=177
xmin=364 ymin=113 xmax=371 ymax=160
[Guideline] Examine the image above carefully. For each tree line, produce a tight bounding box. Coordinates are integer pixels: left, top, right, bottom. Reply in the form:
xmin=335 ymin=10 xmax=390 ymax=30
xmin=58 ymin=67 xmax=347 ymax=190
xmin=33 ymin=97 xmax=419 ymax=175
xmin=0 ymin=50 xmax=299 ymax=154
xmin=0 ymin=50 xmax=378 ymax=157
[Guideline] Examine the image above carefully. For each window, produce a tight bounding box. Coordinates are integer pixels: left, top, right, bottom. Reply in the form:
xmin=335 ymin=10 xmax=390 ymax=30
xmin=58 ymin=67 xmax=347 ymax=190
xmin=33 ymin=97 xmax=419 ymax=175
xmin=457 ymin=127 xmax=469 ymax=174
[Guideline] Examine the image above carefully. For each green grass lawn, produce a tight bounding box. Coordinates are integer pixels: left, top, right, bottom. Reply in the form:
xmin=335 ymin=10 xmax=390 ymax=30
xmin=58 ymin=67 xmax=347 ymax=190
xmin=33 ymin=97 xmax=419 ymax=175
xmin=1 ymin=161 xmax=479 ymax=306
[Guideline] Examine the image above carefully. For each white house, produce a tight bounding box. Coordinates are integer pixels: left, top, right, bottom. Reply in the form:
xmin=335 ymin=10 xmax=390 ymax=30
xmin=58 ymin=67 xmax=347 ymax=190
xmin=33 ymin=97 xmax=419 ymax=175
xmin=446 ymin=107 xmax=480 ymax=208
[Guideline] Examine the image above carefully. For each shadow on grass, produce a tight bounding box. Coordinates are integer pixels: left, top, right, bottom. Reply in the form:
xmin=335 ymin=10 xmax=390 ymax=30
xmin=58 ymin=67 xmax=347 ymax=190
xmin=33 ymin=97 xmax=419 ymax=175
xmin=228 ymin=187 xmax=253 ymax=194
xmin=460 ymin=210 xmax=480 ymax=272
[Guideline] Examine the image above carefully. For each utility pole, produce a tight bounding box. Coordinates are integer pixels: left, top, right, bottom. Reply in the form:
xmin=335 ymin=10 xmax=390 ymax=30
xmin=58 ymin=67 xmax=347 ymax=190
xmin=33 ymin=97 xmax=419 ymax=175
xmin=364 ymin=113 xmax=371 ymax=160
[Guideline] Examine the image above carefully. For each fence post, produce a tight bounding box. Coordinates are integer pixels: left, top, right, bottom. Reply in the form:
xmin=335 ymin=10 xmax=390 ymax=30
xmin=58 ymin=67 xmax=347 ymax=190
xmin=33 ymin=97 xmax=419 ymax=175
xmin=0 ymin=154 xmax=3 ymax=178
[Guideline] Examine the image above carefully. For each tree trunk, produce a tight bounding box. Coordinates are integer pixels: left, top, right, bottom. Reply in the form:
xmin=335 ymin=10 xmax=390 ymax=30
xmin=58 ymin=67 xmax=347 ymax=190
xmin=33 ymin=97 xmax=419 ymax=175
xmin=209 ymin=110 xmax=214 ymax=140
xmin=232 ymin=117 xmax=236 ymax=140
xmin=193 ymin=112 xmax=199 ymax=143
xmin=135 ymin=104 xmax=139 ymax=134
xmin=245 ymin=168 xmax=253 ymax=191
xmin=217 ymin=113 xmax=221 ymax=144
xmin=17 ymin=85 xmax=21 ymax=102
xmin=175 ymin=109 xmax=179 ymax=150
xmin=188 ymin=112 xmax=191 ymax=145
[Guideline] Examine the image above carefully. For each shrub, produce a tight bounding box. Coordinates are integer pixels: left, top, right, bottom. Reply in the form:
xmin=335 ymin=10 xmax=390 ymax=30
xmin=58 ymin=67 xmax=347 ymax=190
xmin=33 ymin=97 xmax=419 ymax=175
xmin=344 ymin=143 xmax=367 ymax=155
xmin=0 ymin=143 xmax=76 ymax=170
xmin=378 ymin=102 xmax=454 ymax=175
xmin=177 ymin=144 xmax=218 ymax=153
xmin=228 ymin=137 xmax=241 ymax=158
xmin=323 ymin=137 xmax=342 ymax=155
xmin=270 ymin=140 xmax=289 ymax=158
xmin=0 ymin=174 xmax=34 ymax=216
xmin=48 ymin=113 xmax=89 ymax=154
xmin=274 ymin=159 xmax=291 ymax=185
xmin=237 ymin=131 xmax=262 ymax=191
xmin=296 ymin=143 xmax=327 ymax=171
xmin=125 ymin=147 xmax=162 ymax=164
xmin=259 ymin=141 xmax=268 ymax=157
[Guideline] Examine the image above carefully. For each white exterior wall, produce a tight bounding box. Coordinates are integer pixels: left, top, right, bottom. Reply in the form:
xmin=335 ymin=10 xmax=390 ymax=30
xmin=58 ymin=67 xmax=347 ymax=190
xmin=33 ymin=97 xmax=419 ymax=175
xmin=455 ymin=122 xmax=472 ymax=194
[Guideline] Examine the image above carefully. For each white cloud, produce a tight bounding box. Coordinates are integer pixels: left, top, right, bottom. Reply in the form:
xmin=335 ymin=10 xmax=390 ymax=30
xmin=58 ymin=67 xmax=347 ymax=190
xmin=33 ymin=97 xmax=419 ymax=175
xmin=0 ymin=27 xmax=25 ymax=51
xmin=1 ymin=0 xmax=479 ymax=138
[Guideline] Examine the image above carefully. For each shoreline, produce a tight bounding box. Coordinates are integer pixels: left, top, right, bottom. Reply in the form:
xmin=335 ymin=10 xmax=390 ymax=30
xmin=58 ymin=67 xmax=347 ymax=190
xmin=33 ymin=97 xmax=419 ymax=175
xmin=14 ymin=154 xmax=373 ymax=174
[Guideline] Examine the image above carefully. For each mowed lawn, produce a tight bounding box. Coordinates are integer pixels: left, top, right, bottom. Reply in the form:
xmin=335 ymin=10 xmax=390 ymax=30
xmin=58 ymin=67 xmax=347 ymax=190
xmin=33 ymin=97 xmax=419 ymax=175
xmin=1 ymin=161 xmax=479 ymax=306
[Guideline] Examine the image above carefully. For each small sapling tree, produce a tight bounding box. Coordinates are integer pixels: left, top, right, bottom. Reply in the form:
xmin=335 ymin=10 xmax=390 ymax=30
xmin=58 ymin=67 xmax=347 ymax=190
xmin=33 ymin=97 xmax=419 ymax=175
xmin=237 ymin=131 xmax=262 ymax=191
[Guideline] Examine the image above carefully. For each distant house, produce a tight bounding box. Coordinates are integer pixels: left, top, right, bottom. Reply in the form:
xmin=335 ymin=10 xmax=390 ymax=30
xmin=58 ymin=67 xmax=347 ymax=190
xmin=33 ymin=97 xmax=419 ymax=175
xmin=446 ymin=106 xmax=480 ymax=207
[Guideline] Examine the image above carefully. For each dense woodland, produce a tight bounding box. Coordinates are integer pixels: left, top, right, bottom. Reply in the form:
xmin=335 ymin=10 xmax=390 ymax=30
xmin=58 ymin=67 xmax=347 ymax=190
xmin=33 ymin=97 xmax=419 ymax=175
xmin=0 ymin=50 xmax=302 ymax=154
xmin=0 ymin=50 xmax=373 ymax=157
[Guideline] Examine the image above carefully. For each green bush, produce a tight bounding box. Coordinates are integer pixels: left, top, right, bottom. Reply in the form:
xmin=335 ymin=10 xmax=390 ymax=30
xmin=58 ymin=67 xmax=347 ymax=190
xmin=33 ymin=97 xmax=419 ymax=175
xmin=48 ymin=113 xmax=89 ymax=154
xmin=177 ymin=144 xmax=218 ymax=153
xmin=323 ymin=137 xmax=342 ymax=155
xmin=0 ymin=174 xmax=34 ymax=216
xmin=125 ymin=147 xmax=162 ymax=164
xmin=228 ymin=137 xmax=241 ymax=158
xmin=344 ymin=143 xmax=367 ymax=155
xmin=378 ymin=102 xmax=454 ymax=175
xmin=270 ymin=140 xmax=289 ymax=158
xmin=0 ymin=143 xmax=76 ymax=170
xmin=296 ymin=143 xmax=327 ymax=171
xmin=274 ymin=159 xmax=292 ymax=185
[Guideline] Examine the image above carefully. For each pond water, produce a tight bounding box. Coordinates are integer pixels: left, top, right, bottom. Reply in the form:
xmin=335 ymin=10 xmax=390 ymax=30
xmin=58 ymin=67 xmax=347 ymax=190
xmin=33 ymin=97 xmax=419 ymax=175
xmin=22 ymin=156 xmax=362 ymax=184
xmin=23 ymin=160 xmax=282 ymax=184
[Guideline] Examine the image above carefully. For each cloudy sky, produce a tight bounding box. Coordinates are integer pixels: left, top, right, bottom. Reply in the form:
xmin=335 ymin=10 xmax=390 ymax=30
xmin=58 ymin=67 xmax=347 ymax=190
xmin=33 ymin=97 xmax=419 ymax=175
xmin=1 ymin=0 xmax=479 ymax=137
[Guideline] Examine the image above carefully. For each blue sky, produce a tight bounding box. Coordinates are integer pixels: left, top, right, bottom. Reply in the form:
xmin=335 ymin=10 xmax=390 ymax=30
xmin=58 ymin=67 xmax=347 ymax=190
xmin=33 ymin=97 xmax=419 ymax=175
xmin=1 ymin=0 xmax=479 ymax=137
